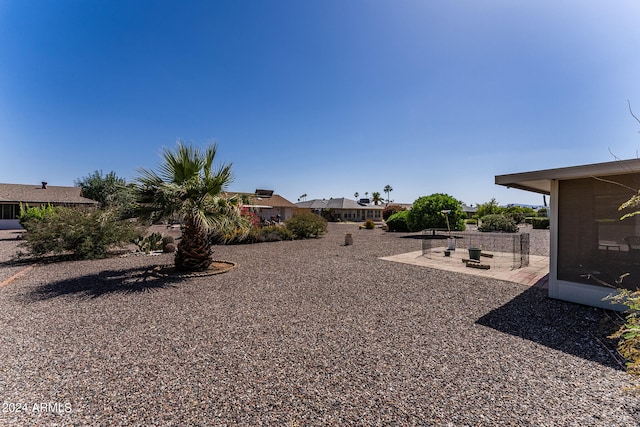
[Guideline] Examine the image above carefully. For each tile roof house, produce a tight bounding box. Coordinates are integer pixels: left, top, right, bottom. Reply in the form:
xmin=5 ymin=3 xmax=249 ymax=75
xmin=226 ymin=191 xmax=297 ymax=222
xmin=0 ymin=182 xmax=98 ymax=229
xmin=296 ymin=197 xmax=384 ymax=222
xmin=496 ymin=158 xmax=640 ymax=309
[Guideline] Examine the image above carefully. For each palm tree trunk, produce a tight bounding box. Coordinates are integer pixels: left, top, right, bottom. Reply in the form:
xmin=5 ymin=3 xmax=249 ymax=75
xmin=175 ymin=215 xmax=212 ymax=271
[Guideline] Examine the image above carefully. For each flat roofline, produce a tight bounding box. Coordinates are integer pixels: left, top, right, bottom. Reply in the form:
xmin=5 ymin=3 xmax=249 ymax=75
xmin=495 ymin=158 xmax=640 ymax=195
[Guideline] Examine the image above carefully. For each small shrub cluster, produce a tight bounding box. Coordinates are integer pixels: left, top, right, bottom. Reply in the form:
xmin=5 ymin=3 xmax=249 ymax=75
xmin=247 ymin=225 xmax=295 ymax=242
xmin=285 ymin=212 xmax=327 ymax=238
xmin=606 ymin=290 xmax=640 ymax=377
xmin=532 ymin=217 xmax=550 ymax=229
xmin=364 ymin=219 xmax=375 ymax=229
xmin=386 ymin=210 xmax=410 ymax=232
xmin=382 ymin=205 xmax=405 ymax=221
xmin=19 ymin=205 xmax=141 ymax=259
xmin=211 ymin=213 xmax=325 ymax=244
xmin=478 ymin=214 xmax=518 ymax=233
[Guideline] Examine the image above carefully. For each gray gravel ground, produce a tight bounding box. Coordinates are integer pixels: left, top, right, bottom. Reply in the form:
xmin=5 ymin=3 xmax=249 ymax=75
xmin=0 ymin=224 xmax=638 ymax=426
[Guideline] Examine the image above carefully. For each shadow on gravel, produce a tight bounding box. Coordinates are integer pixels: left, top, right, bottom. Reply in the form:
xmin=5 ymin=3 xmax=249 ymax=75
xmin=476 ymin=285 xmax=624 ymax=369
xmin=24 ymin=266 xmax=184 ymax=302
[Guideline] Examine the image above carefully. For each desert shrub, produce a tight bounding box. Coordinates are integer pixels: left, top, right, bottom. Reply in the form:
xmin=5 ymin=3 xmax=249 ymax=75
xmin=501 ymin=206 xmax=536 ymax=224
xmin=364 ymin=219 xmax=375 ymax=229
xmin=19 ymin=207 xmax=141 ymax=259
xmin=162 ymin=235 xmax=174 ymax=248
xmin=285 ymin=212 xmax=327 ymax=238
xmin=18 ymin=204 xmax=57 ymax=227
xmin=386 ymin=210 xmax=410 ymax=232
xmin=407 ymin=193 xmax=465 ymax=232
xmin=134 ymin=232 xmax=164 ymax=253
xmin=532 ymin=217 xmax=550 ymax=229
xmin=478 ymin=214 xmax=518 ymax=233
xmin=504 ymin=211 xmax=526 ymax=224
xmin=606 ymin=290 xmax=640 ymax=377
xmin=251 ymin=225 xmax=295 ymax=242
xmin=382 ymin=205 xmax=405 ymax=221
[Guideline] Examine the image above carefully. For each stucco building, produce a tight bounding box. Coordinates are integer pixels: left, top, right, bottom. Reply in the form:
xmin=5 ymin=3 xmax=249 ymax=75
xmin=496 ymin=158 xmax=640 ymax=309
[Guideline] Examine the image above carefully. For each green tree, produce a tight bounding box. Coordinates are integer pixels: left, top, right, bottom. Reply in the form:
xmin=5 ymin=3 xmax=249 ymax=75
xmin=371 ymin=191 xmax=383 ymax=205
xmin=134 ymin=142 xmax=242 ymax=271
xmin=75 ymin=170 xmax=130 ymax=208
xmin=474 ymin=198 xmax=503 ymax=219
xmin=407 ymin=193 xmax=465 ymax=232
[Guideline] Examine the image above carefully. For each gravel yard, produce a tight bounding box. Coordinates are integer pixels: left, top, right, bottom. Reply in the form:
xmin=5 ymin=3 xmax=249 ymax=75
xmin=0 ymin=223 xmax=638 ymax=426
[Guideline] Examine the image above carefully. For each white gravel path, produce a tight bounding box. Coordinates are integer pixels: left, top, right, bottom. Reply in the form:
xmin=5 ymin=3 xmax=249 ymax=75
xmin=0 ymin=224 xmax=638 ymax=426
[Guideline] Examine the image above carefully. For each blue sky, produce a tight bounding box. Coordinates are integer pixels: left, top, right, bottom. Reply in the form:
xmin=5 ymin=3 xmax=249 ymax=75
xmin=2 ymin=1 xmax=640 ymax=207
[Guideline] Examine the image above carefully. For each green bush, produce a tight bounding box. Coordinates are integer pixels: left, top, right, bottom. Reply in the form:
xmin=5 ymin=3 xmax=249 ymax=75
xmin=503 ymin=205 xmax=536 ymax=224
xmin=532 ymin=217 xmax=550 ymax=229
xmin=407 ymin=193 xmax=465 ymax=232
xmin=606 ymin=290 xmax=640 ymax=377
xmin=465 ymin=218 xmax=478 ymax=225
xmin=364 ymin=219 xmax=375 ymax=229
xmin=382 ymin=205 xmax=405 ymax=221
xmin=19 ymin=207 xmax=141 ymax=259
xmin=285 ymin=213 xmax=327 ymax=238
xmin=18 ymin=204 xmax=57 ymax=227
xmin=478 ymin=214 xmax=518 ymax=233
xmin=251 ymin=225 xmax=295 ymax=242
xmin=386 ymin=210 xmax=410 ymax=232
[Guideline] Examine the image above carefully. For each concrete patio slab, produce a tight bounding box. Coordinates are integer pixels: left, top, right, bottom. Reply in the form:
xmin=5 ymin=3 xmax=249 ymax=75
xmin=381 ymin=249 xmax=549 ymax=288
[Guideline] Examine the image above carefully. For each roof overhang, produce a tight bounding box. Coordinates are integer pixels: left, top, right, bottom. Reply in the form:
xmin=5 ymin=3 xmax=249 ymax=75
xmin=245 ymin=204 xmax=273 ymax=209
xmin=495 ymin=158 xmax=640 ymax=195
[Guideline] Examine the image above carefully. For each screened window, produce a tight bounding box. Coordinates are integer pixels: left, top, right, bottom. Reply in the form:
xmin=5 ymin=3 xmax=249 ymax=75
xmin=557 ymin=173 xmax=640 ymax=290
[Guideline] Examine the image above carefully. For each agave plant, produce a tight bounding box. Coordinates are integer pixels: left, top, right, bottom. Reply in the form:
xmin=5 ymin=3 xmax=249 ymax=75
xmin=134 ymin=142 xmax=244 ymax=271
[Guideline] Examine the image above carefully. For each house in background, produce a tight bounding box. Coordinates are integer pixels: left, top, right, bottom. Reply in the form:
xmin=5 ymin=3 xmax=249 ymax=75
xmin=496 ymin=158 xmax=640 ymax=309
xmin=0 ymin=182 xmax=99 ymax=229
xmin=228 ymin=190 xmax=297 ymax=222
xmin=296 ymin=198 xmax=384 ymax=222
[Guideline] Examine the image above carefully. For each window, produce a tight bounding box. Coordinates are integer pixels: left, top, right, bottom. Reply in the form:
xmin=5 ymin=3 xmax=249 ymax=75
xmin=557 ymin=174 xmax=640 ymax=290
xmin=1 ymin=204 xmax=19 ymax=220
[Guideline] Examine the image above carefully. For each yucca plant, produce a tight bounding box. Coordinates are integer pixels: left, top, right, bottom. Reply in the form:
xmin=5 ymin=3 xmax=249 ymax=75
xmin=134 ymin=141 xmax=243 ymax=271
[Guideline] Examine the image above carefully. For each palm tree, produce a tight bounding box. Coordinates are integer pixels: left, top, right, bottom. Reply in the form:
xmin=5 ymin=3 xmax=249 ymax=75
xmin=371 ymin=191 xmax=382 ymax=205
xmin=384 ymin=185 xmax=393 ymax=205
xmin=135 ymin=142 xmax=241 ymax=271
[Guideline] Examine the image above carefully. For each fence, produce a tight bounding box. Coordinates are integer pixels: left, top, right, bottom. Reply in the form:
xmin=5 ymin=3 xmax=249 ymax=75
xmin=421 ymin=229 xmax=530 ymax=269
